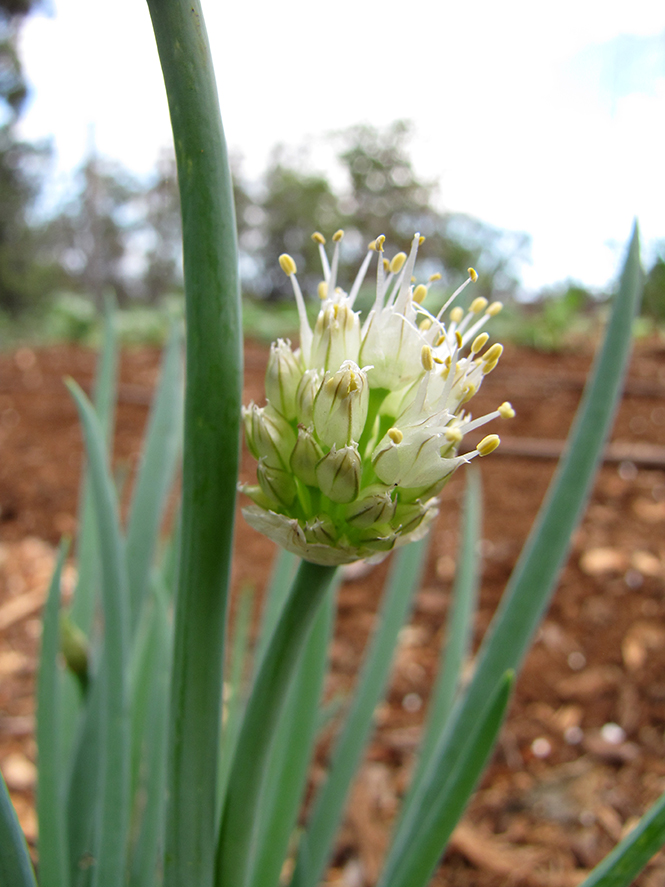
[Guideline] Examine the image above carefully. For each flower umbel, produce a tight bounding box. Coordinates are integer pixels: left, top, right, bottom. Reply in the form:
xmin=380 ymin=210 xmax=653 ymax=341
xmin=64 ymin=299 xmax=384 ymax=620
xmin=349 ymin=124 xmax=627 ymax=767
xmin=241 ymin=232 xmax=513 ymax=565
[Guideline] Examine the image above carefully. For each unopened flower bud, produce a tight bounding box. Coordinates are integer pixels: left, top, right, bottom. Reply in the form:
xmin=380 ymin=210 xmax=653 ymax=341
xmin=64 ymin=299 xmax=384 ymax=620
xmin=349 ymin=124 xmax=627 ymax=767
xmin=392 ymin=500 xmax=431 ymax=535
xmin=315 ymin=444 xmax=361 ymax=503
xmin=313 ymin=360 xmax=369 ymax=448
xmin=60 ymin=614 xmax=89 ymax=689
xmin=257 ymin=458 xmax=297 ymax=506
xmin=295 ymin=368 xmax=324 ymax=426
xmin=265 ymin=338 xmax=302 ymax=419
xmin=243 ymin=402 xmax=296 ymax=468
xmin=310 ymin=301 xmax=361 ymax=370
xmin=290 ymin=425 xmax=324 ymax=486
xmin=344 ymin=484 xmax=396 ymax=528
xmin=305 ymin=514 xmax=337 ymax=545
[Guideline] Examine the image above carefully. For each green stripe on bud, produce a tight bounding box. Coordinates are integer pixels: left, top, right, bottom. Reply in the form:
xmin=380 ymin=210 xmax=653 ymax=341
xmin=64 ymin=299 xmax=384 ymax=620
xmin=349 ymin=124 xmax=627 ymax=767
xmin=315 ymin=444 xmax=361 ymax=503
xmin=290 ymin=425 xmax=324 ymax=486
xmin=257 ymin=458 xmax=297 ymax=506
xmin=313 ymin=360 xmax=369 ymax=449
xmin=243 ymin=402 xmax=296 ymax=468
xmin=265 ymin=338 xmax=302 ymax=420
xmin=344 ymin=484 xmax=396 ymax=528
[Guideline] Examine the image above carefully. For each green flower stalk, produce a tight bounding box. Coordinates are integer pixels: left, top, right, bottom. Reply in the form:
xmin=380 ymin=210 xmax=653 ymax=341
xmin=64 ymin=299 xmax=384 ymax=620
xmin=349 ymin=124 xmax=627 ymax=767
xmin=242 ymin=231 xmax=514 ymax=565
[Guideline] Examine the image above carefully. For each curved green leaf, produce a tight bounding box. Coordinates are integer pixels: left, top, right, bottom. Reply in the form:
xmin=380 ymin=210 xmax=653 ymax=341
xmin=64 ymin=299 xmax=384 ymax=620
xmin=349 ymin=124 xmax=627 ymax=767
xmin=381 ymin=226 xmax=643 ymax=887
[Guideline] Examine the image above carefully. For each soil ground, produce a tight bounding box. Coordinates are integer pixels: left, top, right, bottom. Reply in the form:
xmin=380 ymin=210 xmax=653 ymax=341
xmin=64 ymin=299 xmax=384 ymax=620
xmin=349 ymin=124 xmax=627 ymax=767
xmin=1 ymin=336 xmax=665 ymax=886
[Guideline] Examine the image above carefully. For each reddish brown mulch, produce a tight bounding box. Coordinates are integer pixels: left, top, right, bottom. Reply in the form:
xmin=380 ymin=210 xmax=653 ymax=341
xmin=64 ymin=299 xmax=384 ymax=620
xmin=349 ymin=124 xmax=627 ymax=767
xmin=1 ymin=337 xmax=665 ymax=886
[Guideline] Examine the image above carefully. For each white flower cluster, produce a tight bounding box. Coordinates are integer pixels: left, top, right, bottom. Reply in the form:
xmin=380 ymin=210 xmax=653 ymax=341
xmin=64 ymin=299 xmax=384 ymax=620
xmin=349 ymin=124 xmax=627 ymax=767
xmin=241 ymin=231 xmax=513 ymax=565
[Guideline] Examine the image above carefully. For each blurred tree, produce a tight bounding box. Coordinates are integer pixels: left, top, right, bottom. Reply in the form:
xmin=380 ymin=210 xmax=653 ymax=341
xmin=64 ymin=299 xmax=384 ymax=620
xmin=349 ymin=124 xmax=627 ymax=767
xmin=40 ymin=154 xmax=142 ymax=306
xmin=0 ymin=0 xmax=57 ymax=315
xmin=336 ymin=120 xmax=528 ymax=298
xmin=253 ymin=145 xmax=341 ymax=299
xmin=137 ymin=152 xmax=183 ymax=303
xmin=641 ymin=248 xmax=665 ymax=321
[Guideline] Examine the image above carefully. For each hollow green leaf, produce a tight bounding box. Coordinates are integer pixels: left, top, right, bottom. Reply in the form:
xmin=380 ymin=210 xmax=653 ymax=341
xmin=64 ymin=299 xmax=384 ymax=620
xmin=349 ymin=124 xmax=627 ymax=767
xmin=217 ymin=586 xmax=255 ymax=821
xmin=215 ymin=560 xmax=337 ymax=887
xmin=36 ymin=540 xmax=70 ymax=887
xmin=146 ymin=2 xmax=242 ymax=883
xmin=576 ymin=788 xmax=665 ymax=887
xmin=253 ymin=547 xmax=298 ymax=672
xmin=251 ymin=580 xmax=337 ymax=887
xmin=380 ymin=226 xmax=643 ymax=887
xmin=128 ymin=585 xmax=172 ymax=887
xmin=290 ymin=535 xmax=430 ymax=887
xmin=0 ymin=769 xmax=37 ymax=887
xmin=60 ymin=301 xmax=119 ymax=776
xmin=378 ymin=671 xmax=514 ymax=887
xmin=67 ymin=380 xmax=130 ymax=887
xmin=401 ymin=470 xmax=481 ymax=818
xmin=125 ymin=323 xmax=183 ymax=634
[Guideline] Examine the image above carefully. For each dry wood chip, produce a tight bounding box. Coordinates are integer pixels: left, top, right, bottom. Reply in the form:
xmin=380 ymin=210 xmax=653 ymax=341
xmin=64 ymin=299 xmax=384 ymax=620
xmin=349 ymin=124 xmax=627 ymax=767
xmin=556 ymin=666 xmax=623 ymax=700
xmin=579 ymin=548 xmax=627 ymax=576
xmin=0 ymin=588 xmax=46 ymax=632
xmin=622 ymin=621 xmax=665 ymax=671
xmin=1 ymin=751 xmax=36 ymax=790
xmin=450 ymin=821 xmax=589 ymax=887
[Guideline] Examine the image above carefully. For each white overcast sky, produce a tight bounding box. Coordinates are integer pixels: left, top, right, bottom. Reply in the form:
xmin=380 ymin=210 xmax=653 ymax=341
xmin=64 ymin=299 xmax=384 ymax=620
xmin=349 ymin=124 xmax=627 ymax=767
xmin=16 ymin=0 xmax=665 ymax=293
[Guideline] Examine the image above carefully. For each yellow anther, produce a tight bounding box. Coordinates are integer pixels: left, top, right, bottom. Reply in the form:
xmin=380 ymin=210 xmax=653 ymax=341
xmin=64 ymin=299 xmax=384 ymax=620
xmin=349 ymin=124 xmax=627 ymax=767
xmin=471 ymin=332 xmax=490 ymax=354
xmin=413 ymin=284 xmax=428 ymax=304
xmin=389 ymin=252 xmax=407 ymax=274
xmin=445 ymin=427 xmax=463 ymax=444
xmin=470 ymin=297 xmax=488 ymax=314
xmin=311 ymin=232 xmax=326 ymax=245
xmin=388 ymin=427 xmax=403 ymax=444
xmin=468 ymin=267 xmax=478 ymax=282
xmin=411 ymin=276 xmax=416 ymax=283
xmin=486 ymin=301 xmax=503 ymax=317
xmin=421 ymin=345 xmax=434 ymax=372
xmin=435 ymin=334 xmax=445 ymax=347
xmin=455 ymin=330 xmax=463 ymax=349
xmin=279 ymin=254 xmax=297 ymax=276
xmin=429 ymin=273 xmax=442 ymax=282
xmin=483 ymin=359 xmax=499 ymax=375
xmin=375 ymin=234 xmax=386 ymax=252
xmin=461 ymin=383 xmax=477 ymax=404
xmin=419 ymin=318 xmax=432 ymax=331
xmin=419 ymin=235 xmax=426 ymax=245
xmin=498 ymin=402 xmax=515 ymax=419
xmin=318 ymin=281 xmax=328 ymax=300
xmin=483 ymin=343 xmax=504 ymax=363
xmin=368 ymin=239 xmax=377 ymax=251
xmin=332 ymin=229 xmax=344 ymax=242
xmin=450 ymin=306 xmax=464 ymax=324
xmin=383 ymin=258 xmax=390 ymax=272
xmin=444 ymin=355 xmax=452 ymax=368
xmin=477 ymin=434 xmax=500 ymax=456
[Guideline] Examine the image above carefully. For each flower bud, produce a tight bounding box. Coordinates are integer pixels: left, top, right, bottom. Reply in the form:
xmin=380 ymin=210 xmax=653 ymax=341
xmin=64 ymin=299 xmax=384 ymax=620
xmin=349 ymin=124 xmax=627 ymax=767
xmin=243 ymin=402 xmax=296 ymax=469
xmin=355 ymin=526 xmax=397 ymax=552
xmin=257 ymin=458 xmax=297 ymax=507
xmin=344 ymin=484 xmax=396 ymax=528
xmin=310 ymin=301 xmax=361 ymax=370
xmin=265 ymin=338 xmax=302 ymax=419
xmin=313 ymin=360 xmax=369 ymax=448
xmin=315 ymin=444 xmax=361 ymax=503
xmin=392 ymin=500 xmax=432 ymax=535
xmin=290 ymin=425 xmax=324 ymax=486
xmin=304 ymin=514 xmax=337 ymax=546
xmin=295 ymin=368 xmax=324 ymax=426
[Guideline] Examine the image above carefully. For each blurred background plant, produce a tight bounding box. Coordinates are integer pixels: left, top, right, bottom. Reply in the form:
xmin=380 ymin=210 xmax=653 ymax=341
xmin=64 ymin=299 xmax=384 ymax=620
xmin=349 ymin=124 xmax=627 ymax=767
xmin=2 ymin=0 xmax=664 ymax=352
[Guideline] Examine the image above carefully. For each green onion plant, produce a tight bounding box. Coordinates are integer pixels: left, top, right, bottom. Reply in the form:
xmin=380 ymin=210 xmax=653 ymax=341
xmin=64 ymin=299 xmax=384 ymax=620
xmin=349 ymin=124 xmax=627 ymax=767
xmin=1 ymin=2 xmax=662 ymax=887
